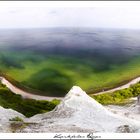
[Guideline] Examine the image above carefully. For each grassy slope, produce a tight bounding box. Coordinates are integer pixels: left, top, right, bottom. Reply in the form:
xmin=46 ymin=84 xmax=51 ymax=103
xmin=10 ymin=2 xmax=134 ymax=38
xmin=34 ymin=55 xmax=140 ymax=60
xmin=0 ymin=82 xmax=60 ymax=117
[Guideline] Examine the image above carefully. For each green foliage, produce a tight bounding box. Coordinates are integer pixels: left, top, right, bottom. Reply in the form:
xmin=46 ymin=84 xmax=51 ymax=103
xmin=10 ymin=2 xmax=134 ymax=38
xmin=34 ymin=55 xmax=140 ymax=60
xmin=9 ymin=116 xmax=23 ymax=122
xmin=93 ymin=93 xmax=113 ymax=105
xmin=0 ymin=83 xmax=6 ymax=88
xmin=92 ymin=82 xmax=140 ymax=105
xmin=130 ymin=83 xmax=140 ymax=96
xmin=51 ymin=99 xmax=61 ymax=105
xmin=0 ymin=83 xmax=60 ymax=117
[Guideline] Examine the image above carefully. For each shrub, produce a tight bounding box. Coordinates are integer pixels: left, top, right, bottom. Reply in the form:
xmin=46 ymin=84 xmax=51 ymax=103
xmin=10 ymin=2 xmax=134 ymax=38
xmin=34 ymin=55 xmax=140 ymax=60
xmin=92 ymin=82 xmax=140 ymax=105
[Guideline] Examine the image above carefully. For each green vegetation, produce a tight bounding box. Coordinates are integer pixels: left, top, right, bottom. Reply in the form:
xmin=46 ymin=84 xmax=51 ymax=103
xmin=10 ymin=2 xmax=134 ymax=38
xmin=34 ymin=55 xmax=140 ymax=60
xmin=10 ymin=121 xmax=37 ymax=133
xmin=9 ymin=116 xmax=35 ymax=133
xmin=92 ymin=82 xmax=140 ymax=105
xmin=0 ymin=82 xmax=60 ymax=117
xmin=9 ymin=116 xmax=23 ymax=122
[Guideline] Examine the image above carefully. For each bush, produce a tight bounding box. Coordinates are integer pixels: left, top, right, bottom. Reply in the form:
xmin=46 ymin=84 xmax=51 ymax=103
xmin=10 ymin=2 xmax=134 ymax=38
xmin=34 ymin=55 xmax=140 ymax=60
xmin=92 ymin=82 xmax=140 ymax=105
xmin=93 ymin=93 xmax=114 ymax=105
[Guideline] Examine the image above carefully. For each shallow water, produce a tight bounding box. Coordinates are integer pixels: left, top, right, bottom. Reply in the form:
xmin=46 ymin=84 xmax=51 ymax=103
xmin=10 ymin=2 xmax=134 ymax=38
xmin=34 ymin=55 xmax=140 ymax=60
xmin=1 ymin=28 xmax=140 ymax=96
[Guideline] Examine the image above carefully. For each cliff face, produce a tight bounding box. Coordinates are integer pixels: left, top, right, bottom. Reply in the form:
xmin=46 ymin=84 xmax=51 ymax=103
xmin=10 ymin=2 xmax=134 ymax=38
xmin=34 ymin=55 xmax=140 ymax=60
xmin=20 ymin=86 xmax=140 ymax=133
xmin=0 ymin=86 xmax=140 ymax=133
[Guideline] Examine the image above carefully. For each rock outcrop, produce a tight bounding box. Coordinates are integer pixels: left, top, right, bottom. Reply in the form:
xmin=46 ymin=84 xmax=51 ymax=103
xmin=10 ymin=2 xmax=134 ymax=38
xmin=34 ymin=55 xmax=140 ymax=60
xmin=20 ymin=86 xmax=140 ymax=133
xmin=0 ymin=106 xmax=24 ymax=132
xmin=0 ymin=86 xmax=140 ymax=132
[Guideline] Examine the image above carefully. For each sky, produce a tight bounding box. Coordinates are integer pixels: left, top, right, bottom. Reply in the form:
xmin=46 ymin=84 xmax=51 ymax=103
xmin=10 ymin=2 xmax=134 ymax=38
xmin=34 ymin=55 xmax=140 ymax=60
xmin=0 ymin=2 xmax=140 ymax=29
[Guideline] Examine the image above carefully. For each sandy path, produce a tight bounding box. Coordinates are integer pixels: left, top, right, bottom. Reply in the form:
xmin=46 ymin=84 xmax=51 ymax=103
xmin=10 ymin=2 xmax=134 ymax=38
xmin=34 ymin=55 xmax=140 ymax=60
xmin=0 ymin=77 xmax=63 ymax=101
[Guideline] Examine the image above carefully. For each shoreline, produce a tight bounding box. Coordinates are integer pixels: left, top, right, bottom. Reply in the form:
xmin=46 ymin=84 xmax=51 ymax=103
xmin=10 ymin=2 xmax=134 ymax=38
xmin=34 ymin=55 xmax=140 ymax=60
xmin=1 ymin=75 xmax=140 ymax=100
xmin=0 ymin=77 xmax=63 ymax=101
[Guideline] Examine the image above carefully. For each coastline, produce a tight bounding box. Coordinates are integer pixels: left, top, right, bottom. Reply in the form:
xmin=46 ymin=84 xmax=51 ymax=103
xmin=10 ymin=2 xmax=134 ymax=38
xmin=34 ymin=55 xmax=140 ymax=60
xmin=0 ymin=76 xmax=63 ymax=101
xmin=0 ymin=75 xmax=140 ymax=100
